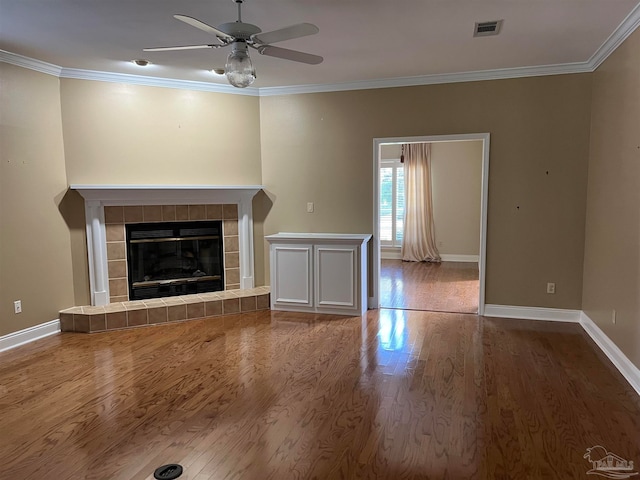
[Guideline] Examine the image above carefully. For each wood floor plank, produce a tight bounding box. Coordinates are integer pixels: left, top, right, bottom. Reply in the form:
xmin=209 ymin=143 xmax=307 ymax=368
xmin=380 ymin=260 xmax=479 ymax=313
xmin=1 ymin=310 xmax=639 ymax=479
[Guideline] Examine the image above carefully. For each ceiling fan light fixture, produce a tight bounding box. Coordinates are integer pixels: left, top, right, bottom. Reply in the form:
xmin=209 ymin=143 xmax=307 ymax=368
xmin=225 ymin=41 xmax=256 ymax=88
xmin=145 ymin=2 xmax=321 ymax=87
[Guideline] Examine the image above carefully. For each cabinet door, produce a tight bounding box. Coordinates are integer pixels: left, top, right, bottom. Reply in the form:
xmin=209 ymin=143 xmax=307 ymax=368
xmin=271 ymin=244 xmax=313 ymax=308
xmin=314 ymin=245 xmax=358 ymax=312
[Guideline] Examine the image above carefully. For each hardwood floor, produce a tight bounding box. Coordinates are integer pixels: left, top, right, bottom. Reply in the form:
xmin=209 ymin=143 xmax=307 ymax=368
xmin=1 ymin=310 xmax=639 ymax=479
xmin=380 ymin=260 xmax=479 ymax=313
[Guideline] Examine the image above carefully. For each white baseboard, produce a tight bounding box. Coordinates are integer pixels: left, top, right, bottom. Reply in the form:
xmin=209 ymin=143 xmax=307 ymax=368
xmin=484 ymin=304 xmax=581 ymax=322
xmin=380 ymin=252 xmax=480 ymax=262
xmin=380 ymin=249 xmax=402 ymax=260
xmin=580 ymin=312 xmax=640 ymax=396
xmin=0 ymin=319 xmax=60 ymax=353
xmin=440 ymin=254 xmax=479 ymax=263
xmin=483 ymin=305 xmax=639 ymax=396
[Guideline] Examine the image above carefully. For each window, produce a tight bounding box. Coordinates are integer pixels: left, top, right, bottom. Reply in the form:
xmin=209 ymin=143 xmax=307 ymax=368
xmin=380 ymin=159 xmax=404 ymax=247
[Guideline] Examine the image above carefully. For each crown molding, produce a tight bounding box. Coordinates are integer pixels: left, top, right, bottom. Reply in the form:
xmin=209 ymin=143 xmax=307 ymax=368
xmin=588 ymin=2 xmax=640 ymax=70
xmin=0 ymin=50 xmax=258 ymax=95
xmin=0 ymin=49 xmax=594 ymax=97
xmin=261 ymin=7 xmax=640 ymax=96
xmin=258 ymin=61 xmax=594 ymax=96
xmin=0 ymin=50 xmax=62 ymax=76
xmin=59 ymin=67 xmax=259 ymax=96
xmin=2 ymin=5 xmax=638 ymax=97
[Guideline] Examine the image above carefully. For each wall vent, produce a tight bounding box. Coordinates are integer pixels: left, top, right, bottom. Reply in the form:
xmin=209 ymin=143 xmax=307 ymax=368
xmin=474 ymin=20 xmax=503 ymax=37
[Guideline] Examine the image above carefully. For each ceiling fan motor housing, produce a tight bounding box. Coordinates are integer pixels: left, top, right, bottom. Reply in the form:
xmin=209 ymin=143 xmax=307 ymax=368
xmin=217 ymin=22 xmax=262 ymax=41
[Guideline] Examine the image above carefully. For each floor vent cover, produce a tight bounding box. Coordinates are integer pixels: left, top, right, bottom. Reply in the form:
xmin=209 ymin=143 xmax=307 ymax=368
xmin=154 ymin=464 xmax=183 ymax=479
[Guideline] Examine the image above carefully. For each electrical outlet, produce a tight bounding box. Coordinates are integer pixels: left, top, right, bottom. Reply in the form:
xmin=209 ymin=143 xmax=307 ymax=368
xmin=14 ymin=300 xmax=22 ymax=314
xmin=306 ymin=202 xmax=314 ymax=213
xmin=546 ymin=283 xmax=556 ymax=294
xmin=612 ymin=309 xmax=616 ymax=324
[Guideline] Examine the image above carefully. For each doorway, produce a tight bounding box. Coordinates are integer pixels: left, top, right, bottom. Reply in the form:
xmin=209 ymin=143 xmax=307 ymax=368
xmin=371 ymin=134 xmax=490 ymax=315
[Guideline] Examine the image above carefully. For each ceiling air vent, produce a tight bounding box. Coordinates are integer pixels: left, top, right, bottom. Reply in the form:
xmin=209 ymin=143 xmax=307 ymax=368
xmin=474 ymin=20 xmax=503 ymax=37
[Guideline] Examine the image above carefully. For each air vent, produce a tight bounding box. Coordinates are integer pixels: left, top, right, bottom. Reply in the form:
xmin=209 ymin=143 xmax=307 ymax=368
xmin=474 ymin=20 xmax=503 ymax=37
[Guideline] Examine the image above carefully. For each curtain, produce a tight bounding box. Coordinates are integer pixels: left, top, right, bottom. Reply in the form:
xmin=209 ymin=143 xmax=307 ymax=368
xmin=401 ymin=143 xmax=441 ymax=262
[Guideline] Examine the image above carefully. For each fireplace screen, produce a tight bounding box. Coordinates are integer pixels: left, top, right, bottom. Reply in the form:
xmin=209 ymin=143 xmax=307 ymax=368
xmin=126 ymin=221 xmax=224 ymax=300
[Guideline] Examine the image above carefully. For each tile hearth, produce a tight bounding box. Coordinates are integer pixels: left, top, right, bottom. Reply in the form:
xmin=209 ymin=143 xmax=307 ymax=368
xmin=59 ymin=287 xmax=270 ymax=333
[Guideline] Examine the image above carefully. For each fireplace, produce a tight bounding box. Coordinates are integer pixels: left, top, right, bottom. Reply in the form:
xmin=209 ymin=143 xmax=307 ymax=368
xmin=126 ymin=220 xmax=224 ymax=300
xmin=101 ymin=203 xmax=240 ymax=303
xmin=70 ymin=185 xmax=263 ymax=306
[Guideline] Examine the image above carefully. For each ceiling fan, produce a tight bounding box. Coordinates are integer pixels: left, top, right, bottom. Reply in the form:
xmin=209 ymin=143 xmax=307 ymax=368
xmin=144 ymin=0 xmax=323 ymax=88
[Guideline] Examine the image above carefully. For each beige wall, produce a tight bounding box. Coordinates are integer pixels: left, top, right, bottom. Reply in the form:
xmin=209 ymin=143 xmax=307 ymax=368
xmin=582 ymin=28 xmax=640 ymax=369
xmin=2 ymin=33 xmax=637 ymax=375
xmin=260 ymin=74 xmax=592 ymax=308
xmin=380 ymin=144 xmax=401 ymax=159
xmin=60 ymin=79 xmax=262 ymax=185
xmin=0 ymin=56 xmax=613 ymax=338
xmin=431 ymin=141 xmax=482 ymax=257
xmin=0 ymin=64 xmax=76 ymax=336
xmin=58 ymin=79 xmax=265 ymax=297
xmin=379 ymin=141 xmax=482 ymax=257
xmin=0 ymin=64 xmax=594 ymax=337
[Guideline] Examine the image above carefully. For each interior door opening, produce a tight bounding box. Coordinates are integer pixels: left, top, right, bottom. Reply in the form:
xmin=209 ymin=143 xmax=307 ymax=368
xmin=371 ymin=134 xmax=490 ymax=315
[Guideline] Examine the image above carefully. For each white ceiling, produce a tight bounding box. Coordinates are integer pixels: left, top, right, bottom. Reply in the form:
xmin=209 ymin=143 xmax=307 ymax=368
xmin=1 ymin=0 xmax=639 ymax=90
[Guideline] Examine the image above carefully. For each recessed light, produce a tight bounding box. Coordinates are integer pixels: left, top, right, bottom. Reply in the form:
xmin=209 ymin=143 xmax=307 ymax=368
xmin=210 ymin=68 xmax=225 ymax=76
xmin=132 ymin=59 xmax=151 ymax=66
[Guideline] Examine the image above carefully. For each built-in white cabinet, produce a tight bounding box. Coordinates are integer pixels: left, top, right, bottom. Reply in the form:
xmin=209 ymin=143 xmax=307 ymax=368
xmin=266 ymin=233 xmax=372 ymax=315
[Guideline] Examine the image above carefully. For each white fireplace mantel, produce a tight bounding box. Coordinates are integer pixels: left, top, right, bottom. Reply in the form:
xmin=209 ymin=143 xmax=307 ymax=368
xmin=70 ymin=184 xmax=263 ymax=306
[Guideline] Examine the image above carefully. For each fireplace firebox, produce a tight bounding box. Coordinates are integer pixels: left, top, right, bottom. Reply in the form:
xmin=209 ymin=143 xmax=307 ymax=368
xmin=126 ymin=221 xmax=224 ymax=300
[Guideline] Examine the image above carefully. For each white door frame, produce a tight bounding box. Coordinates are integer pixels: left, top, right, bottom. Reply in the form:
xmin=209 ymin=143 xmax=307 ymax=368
xmin=371 ymin=133 xmax=490 ymax=315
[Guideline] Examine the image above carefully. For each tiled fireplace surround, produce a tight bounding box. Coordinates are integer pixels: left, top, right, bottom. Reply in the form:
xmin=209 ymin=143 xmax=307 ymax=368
xmin=60 ymin=185 xmax=269 ymax=333
xmin=104 ymin=203 xmax=241 ymax=302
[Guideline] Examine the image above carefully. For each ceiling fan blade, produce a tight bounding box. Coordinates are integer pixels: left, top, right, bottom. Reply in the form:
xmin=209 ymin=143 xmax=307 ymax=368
xmin=143 ymin=44 xmax=221 ymax=52
xmin=252 ymin=23 xmax=319 ymax=45
xmin=257 ymin=45 xmax=323 ymax=65
xmin=173 ymin=14 xmax=235 ymax=42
